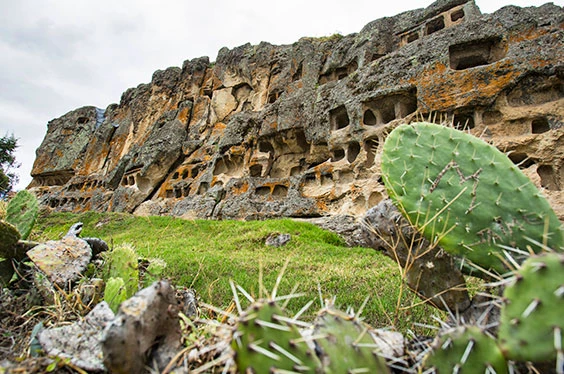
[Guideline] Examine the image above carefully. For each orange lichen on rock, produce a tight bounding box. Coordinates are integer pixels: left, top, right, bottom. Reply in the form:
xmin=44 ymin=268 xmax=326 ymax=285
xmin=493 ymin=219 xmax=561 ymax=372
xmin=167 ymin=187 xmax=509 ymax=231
xmin=411 ymin=60 xmax=520 ymax=110
xmin=231 ymin=181 xmax=249 ymax=195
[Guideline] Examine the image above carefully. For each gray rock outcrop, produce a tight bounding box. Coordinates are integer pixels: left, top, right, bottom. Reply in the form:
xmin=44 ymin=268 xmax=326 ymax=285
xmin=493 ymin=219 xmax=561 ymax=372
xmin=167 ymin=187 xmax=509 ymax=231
xmin=28 ymin=1 xmax=564 ymax=224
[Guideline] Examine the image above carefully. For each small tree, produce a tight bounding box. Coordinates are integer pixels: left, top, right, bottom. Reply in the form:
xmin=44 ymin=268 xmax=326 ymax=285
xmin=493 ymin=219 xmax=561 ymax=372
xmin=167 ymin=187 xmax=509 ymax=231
xmin=0 ymin=134 xmax=19 ymax=199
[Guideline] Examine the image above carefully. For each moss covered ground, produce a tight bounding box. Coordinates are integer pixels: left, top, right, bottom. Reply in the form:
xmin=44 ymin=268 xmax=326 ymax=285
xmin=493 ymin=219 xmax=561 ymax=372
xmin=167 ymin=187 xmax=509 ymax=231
xmin=33 ymin=211 xmax=438 ymax=331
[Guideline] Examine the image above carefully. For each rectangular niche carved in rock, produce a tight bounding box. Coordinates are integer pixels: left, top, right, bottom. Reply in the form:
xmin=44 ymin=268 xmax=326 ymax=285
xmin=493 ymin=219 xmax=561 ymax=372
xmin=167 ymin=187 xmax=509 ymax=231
xmin=330 ymin=105 xmax=350 ymax=131
xmin=453 ymin=111 xmax=475 ymax=130
xmin=213 ymin=155 xmax=244 ymax=177
xmin=362 ymin=90 xmax=417 ymax=126
xmin=449 ymin=37 xmax=506 ymax=70
xmin=425 ymin=16 xmax=445 ymax=36
xmin=318 ymin=60 xmax=358 ymax=85
xmin=507 ymin=74 xmax=563 ymax=107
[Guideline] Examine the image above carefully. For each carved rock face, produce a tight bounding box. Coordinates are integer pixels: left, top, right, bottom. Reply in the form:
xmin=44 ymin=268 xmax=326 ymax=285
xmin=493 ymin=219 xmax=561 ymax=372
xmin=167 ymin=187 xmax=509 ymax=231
xmin=29 ymin=0 xmax=564 ymax=221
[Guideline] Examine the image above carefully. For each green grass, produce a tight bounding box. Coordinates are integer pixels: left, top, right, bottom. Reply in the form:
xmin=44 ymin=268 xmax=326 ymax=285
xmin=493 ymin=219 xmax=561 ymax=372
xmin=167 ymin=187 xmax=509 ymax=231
xmin=33 ymin=211 xmax=439 ymax=332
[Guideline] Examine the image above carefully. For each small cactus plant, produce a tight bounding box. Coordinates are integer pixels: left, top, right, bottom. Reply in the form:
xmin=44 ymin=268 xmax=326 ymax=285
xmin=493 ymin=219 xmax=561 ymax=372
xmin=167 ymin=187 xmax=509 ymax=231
xmin=381 ymin=122 xmax=563 ymax=275
xmin=102 ymin=244 xmax=140 ymax=312
xmin=104 ymin=277 xmax=128 ymax=313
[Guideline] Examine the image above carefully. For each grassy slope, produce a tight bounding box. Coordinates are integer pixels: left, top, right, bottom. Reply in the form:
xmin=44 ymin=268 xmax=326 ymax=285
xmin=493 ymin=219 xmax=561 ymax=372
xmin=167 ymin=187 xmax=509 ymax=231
xmin=33 ymin=211 xmax=437 ymax=331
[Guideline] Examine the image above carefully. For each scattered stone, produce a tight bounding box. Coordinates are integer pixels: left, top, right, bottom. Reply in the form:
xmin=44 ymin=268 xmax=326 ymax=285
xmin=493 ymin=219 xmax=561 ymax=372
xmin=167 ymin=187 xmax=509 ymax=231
xmin=265 ymin=233 xmax=291 ymax=247
xmin=369 ymin=329 xmax=405 ymax=360
xmin=102 ymin=280 xmax=182 ymax=374
xmin=37 ymin=301 xmax=115 ymax=372
xmin=295 ymin=215 xmax=367 ymax=247
xmin=83 ymin=237 xmax=109 ymax=257
xmin=176 ymin=287 xmax=198 ymax=318
xmin=26 ymin=222 xmax=109 ymax=287
xmin=27 ymin=232 xmax=92 ymax=286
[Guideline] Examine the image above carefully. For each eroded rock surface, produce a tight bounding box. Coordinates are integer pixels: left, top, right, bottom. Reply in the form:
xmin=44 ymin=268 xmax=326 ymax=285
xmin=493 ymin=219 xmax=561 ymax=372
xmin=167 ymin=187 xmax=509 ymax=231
xmin=27 ymin=234 xmax=92 ymax=286
xmin=29 ymin=1 xmax=564 ymax=222
xmin=38 ymin=301 xmax=115 ymax=372
xmin=101 ymin=280 xmax=181 ymax=374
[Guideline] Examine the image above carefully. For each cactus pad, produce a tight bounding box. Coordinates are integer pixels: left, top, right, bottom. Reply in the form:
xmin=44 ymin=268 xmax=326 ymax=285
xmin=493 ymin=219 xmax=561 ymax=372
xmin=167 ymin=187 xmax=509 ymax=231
xmin=0 ymin=220 xmax=21 ymax=259
xmin=498 ymin=252 xmax=564 ymax=362
xmin=424 ymin=326 xmax=508 ymax=373
xmin=104 ymin=277 xmax=128 ymax=313
xmin=6 ymin=190 xmax=39 ymax=240
xmin=103 ymin=244 xmax=139 ymax=299
xmin=314 ymin=307 xmax=390 ymax=374
xmin=381 ymin=122 xmax=563 ymax=275
xmin=232 ymin=300 xmax=321 ymax=373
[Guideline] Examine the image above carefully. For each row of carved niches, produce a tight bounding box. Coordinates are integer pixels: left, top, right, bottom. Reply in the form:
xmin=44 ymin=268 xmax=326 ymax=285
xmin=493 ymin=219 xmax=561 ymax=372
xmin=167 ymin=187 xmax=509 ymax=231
xmin=159 ymin=161 xmax=205 ymax=199
xmin=32 ymin=170 xmax=75 ymax=187
xmin=399 ymin=3 xmax=469 ymax=46
xmin=165 ymin=183 xmax=191 ymax=199
xmin=330 ymin=142 xmax=361 ymax=164
xmin=300 ymin=165 xmax=384 ymax=212
xmin=362 ymin=92 xmax=417 ymax=127
xmin=121 ymin=168 xmax=142 ymax=187
xmin=67 ymin=179 xmax=104 ymax=192
xmin=171 ymin=164 xmax=202 ymax=181
xmin=250 ymin=129 xmax=312 ymax=179
xmin=424 ymin=110 xmax=560 ymax=139
xmin=254 ymin=183 xmax=289 ymax=199
xmin=507 ymin=152 xmax=562 ymax=192
xmin=330 ymin=135 xmax=387 ymax=169
xmin=467 ymin=73 xmax=562 ymax=135
xmin=48 ymin=196 xmax=90 ymax=209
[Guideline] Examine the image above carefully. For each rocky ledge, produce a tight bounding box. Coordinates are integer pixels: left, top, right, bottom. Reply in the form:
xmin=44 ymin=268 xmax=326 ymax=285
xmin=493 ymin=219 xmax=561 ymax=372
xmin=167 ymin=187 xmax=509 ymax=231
xmin=28 ymin=0 xmax=564 ymax=223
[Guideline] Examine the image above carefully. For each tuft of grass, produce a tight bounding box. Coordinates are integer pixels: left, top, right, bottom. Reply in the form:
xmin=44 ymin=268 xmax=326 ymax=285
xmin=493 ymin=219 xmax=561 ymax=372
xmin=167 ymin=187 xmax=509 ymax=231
xmin=34 ymin=212 xmax=438 ymax=332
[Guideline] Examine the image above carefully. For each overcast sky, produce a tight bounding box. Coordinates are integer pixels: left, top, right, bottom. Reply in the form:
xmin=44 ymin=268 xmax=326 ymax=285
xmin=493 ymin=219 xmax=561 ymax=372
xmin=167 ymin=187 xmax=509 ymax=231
xmin=1 ymin=0 xmax=561 ymax=190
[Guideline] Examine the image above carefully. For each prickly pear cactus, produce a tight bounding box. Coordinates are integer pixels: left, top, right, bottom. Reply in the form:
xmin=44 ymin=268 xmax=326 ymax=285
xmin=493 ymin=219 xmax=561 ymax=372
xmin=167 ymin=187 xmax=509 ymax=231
xmin=424 ymin=326 xmax=508 ymax=373
xmin=0 ymin=220 xmax=21 ymax=258
xmin=381 ymin=122 xmax=563 ymax=274
xmin=232 ymin=300 xmax=321 ymax=373
xmin=6 ymin=190 xmax=39 ymax=240
xmin=314 ymin=306 xmax=390 ymax=374
xmin=104 ymin=277 xmax=128 ymax=313
xmin=140 ymin=258 xmax=167 ymax=288
xmin=103 ymin=244 xmax=139 ymax=299
xmin=498 ymin=252 xmax=564 ymax=363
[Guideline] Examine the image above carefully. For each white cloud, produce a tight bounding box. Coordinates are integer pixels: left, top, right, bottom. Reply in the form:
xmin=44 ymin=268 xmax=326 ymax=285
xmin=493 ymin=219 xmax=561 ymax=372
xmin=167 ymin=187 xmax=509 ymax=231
xmin=1 ymin=0 xmax=561 ymax=189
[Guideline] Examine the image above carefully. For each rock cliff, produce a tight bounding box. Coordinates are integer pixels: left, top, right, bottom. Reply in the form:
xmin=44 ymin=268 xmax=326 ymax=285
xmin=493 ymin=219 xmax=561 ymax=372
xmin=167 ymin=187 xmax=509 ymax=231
xmin=29 ymin=0 xmax=564 ymax=222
